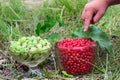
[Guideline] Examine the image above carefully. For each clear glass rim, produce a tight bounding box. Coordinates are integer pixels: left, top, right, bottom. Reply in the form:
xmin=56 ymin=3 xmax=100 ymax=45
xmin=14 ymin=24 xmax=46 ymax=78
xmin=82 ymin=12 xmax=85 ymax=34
xmin=56 ymin=43 xmax=96 ymax=50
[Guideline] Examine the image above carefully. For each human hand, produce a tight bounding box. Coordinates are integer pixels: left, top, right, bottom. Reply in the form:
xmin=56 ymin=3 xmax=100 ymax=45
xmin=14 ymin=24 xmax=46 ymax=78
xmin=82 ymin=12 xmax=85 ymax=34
xmin=82 ymin=0 xmax=109 ymax=32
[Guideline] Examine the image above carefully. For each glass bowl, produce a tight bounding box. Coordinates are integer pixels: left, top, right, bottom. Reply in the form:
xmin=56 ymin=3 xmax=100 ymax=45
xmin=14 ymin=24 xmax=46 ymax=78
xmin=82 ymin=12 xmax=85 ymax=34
xmin=55 ymin=43 xmax=96 ymax=75
xmin=9 ymin=36 xmax=52 ymax=76
xmin=10 ymin=48 xmax=51 ymax=68
xmin=10 ymin=48 xmax=51 ymax=76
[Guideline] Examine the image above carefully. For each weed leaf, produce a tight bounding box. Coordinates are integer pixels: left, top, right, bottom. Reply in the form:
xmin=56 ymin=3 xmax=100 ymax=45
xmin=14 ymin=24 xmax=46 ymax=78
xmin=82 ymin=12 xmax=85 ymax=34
xmin=56 ymin=15 xmax=65 ymax=27
xmin=61 ymin=71 xmax=74 ymax=78
xmin=46 ymin=32 xmax=62 ymax=42
xmin=35 ymin=23 xmax=43 ymax=36
xmin=35 ymin=16 xmax=56 ymax=36
xmin=72 ymin=25 xmax=113 ymax=53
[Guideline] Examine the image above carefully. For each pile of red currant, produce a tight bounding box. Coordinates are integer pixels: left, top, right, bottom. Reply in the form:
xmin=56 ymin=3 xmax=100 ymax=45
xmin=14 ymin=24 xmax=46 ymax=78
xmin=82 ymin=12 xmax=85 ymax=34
xmin=56 ymin=38 xmax=96 ymax=74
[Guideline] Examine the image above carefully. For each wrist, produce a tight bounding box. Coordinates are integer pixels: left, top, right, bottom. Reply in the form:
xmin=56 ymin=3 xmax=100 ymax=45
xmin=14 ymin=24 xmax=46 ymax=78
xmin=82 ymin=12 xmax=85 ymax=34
xmin=93 ymin=0 xmax=120 ymax=7
xmin=93 ymin=0 xmax=109 ymax=7
xmin=106 ymin=0 xmax=120 ymax=6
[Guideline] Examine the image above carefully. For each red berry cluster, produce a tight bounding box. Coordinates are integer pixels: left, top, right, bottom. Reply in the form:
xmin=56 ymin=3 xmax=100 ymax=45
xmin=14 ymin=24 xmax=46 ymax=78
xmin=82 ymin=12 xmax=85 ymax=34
xmin=56 ymin=38 xmax=96 ymax=74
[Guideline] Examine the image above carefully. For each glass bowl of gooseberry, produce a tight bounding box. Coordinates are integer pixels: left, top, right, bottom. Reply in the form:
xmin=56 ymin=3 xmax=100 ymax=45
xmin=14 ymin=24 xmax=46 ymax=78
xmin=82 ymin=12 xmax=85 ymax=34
xmin=9 ymin=36 xmax=52 ymax=76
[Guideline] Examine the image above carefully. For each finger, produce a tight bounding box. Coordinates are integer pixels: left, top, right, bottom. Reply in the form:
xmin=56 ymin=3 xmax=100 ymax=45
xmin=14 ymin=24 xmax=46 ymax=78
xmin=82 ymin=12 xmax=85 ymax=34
xmin=84 ymin=19 xmax=91 ymax=32
xmin=93 ymin=10 xmax=105 ymax=23
xmin=84 ymin=11 xmax=93 ymax=32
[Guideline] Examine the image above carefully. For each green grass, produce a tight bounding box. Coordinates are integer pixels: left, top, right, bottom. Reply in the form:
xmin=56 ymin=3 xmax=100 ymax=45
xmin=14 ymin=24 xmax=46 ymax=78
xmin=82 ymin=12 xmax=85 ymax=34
xmin=0 ymin=0 xmax=87 ymax=41
xmin=0 ymin=0 xmax=120 ymax=79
